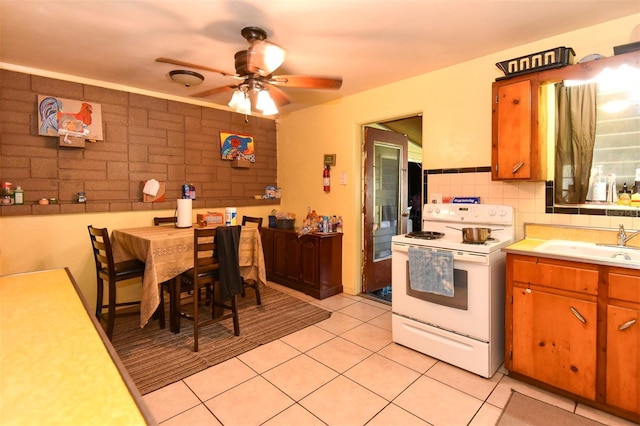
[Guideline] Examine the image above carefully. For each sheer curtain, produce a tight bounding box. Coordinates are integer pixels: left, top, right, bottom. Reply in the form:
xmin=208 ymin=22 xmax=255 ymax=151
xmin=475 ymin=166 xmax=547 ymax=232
xmin=554 ymin=82 xmax=597 ymax=204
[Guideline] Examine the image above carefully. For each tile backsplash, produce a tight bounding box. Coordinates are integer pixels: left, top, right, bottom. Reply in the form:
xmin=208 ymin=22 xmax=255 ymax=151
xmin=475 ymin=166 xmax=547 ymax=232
xmin=424 ymin=168 xmax=640 ymax=241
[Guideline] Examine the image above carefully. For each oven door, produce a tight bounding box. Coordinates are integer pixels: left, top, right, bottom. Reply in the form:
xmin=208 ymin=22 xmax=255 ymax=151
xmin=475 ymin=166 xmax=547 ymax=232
xmin=391 ymin=242 xmax=500 ymax=342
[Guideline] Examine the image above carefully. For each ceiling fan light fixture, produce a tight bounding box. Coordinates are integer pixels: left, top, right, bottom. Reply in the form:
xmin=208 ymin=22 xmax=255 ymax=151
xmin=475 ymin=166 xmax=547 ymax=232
xmin=255 ymin=89 xmax=271 ymax=110
xmin=261 ymin=97 xmax=279 ymax=116
xmin=237 ymin=96 xmax=252 ymax=116
xmin=255 ymin=90 xmax=278 ymax=115
xmin=169 ymin=69 xmax=204 ymax=87
xmin=248 ymin=41 xmax=285 ymax=76
xmin=228 ymin=89 xmax=245 ymax=109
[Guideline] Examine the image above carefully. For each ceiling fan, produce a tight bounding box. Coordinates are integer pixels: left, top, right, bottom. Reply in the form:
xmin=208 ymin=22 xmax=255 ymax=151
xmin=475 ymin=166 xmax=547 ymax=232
xmin=156 ymin=26 xmax=343 ymax=115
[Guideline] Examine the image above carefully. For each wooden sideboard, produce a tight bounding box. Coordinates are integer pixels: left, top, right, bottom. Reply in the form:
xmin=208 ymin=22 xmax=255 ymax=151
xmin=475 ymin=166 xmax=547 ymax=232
xmin=261 ymin=227 xmax=343 ymax=299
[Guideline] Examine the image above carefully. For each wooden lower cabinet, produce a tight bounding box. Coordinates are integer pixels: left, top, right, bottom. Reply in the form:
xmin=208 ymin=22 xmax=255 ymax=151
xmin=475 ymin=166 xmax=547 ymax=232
xmin=261 ymin=227 xmax=343 ymax=299
xmin=605 ymin=272 xmax=640 ymax=415
xmin=506 ymin=254 xmax=640 ymax=422
xmin=512 ymin=288 xmax=597 ymax=399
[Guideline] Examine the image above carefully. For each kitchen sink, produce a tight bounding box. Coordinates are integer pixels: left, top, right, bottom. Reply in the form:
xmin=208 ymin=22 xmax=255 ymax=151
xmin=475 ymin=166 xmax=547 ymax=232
xmin=533 ymin=239 xmax=640 ymax=265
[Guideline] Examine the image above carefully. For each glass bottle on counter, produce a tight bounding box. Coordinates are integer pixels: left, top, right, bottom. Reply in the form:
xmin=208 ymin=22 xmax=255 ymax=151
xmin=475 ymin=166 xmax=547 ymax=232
xmin=632 ymin=168 xmax=640 ymax=195
xmin=14 ymin=186 xmax=24 ymax=205
xmin=590 ymin=165 xmax=607 ymax=202
xmin=618 ymin=182 xmax=631 ymax=206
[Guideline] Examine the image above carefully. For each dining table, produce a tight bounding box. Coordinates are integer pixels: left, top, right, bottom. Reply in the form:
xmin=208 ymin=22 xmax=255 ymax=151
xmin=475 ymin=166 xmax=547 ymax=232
xmin=111 ymin=224 xmax=266 ymax=328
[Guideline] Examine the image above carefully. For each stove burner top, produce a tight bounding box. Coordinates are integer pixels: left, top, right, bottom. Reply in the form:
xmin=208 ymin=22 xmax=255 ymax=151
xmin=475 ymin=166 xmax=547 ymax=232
xmin=405 ymin=231 xmax=444 ymax=240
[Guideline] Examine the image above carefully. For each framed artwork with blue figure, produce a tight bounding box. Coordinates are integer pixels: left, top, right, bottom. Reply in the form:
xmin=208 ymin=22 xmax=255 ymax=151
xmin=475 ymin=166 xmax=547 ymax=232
xmin=220 ymin=131 xmax=255 ymax=162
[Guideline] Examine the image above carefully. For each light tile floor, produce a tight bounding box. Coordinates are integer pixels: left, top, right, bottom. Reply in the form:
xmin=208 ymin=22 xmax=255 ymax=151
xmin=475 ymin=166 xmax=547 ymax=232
xmin=143 ymin=283 xmax=636 ymax=426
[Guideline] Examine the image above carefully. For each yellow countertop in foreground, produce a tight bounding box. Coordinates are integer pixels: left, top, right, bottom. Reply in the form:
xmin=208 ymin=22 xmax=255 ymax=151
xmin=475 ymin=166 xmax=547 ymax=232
xmin=0 ymin=268 xmax=154 ymax=425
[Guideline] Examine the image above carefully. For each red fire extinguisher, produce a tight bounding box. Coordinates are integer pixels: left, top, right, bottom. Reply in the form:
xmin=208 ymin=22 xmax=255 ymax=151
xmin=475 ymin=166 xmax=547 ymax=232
xmin=323 ymin=165 xmax=331 ymax=192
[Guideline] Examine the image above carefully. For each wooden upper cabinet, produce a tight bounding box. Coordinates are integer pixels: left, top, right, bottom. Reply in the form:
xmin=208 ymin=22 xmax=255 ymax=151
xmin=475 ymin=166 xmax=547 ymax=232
xmin=492 ymin=76 xmax=546 ymax=181
xmin=491 ymin=50 xmax=640 ymax=182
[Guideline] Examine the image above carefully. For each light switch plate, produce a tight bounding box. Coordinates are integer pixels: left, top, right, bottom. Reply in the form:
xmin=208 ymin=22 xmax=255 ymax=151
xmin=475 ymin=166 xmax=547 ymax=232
xmin=340 ymin=172 xmax=347 ymax=185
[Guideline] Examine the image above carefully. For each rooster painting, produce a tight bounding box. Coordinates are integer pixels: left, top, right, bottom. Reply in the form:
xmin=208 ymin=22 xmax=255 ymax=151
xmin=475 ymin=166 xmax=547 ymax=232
xmin=38 ymin=96 xmax=101 ymax=139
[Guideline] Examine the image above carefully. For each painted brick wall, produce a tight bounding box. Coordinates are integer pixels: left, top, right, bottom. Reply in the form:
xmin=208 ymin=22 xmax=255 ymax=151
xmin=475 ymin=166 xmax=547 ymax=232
xmin=0 ymin=70 xmax=278 ymax=216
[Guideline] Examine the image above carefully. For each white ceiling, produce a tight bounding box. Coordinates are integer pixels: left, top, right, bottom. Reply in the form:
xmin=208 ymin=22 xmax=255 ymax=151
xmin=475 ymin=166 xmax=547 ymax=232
xmin=1 ymin=0 xmax=639 ymax=115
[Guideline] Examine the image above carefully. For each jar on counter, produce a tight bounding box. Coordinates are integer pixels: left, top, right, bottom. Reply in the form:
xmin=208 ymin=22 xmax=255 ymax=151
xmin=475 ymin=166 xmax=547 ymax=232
xmin=14 ymin=186 xmax=24 ymax=205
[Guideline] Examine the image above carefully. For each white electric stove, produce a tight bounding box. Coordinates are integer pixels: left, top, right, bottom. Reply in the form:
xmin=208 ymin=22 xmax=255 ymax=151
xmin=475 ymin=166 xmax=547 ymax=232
xmin=391 ymin=203 xmax=514 ymax=378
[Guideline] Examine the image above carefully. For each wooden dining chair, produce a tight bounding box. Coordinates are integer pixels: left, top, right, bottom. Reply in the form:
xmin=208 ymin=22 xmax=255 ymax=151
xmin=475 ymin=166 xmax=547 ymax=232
xmin=87 ymin=225 xmax=162 ymax=339
xmin=172 ymin=226 xmax=242 ymax=351
xmin=240 ymin=216 xmax=263 ymax=305
xmin=153 ymin=216 xmax=177 ymax=226
xmin=241 ymin=215 xmax=263 ymax=231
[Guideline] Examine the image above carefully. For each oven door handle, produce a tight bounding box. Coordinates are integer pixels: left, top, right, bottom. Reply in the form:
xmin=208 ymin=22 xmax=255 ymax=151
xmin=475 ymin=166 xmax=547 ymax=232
xmin=392 ymin=243 xmax=411 ymax=253
xmin=392 ymin=244 xmax=489 ymax=264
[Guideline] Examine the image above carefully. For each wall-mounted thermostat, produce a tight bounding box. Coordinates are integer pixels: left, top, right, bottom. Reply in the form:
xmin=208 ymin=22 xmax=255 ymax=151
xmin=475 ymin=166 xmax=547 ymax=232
xmin=324 ymin=154 xmax=336 ymax=166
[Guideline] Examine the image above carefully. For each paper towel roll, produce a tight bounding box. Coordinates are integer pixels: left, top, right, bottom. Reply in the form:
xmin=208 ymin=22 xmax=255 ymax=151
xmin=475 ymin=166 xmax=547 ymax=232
xmin=176 ymin=199 xmax=192 ymax=228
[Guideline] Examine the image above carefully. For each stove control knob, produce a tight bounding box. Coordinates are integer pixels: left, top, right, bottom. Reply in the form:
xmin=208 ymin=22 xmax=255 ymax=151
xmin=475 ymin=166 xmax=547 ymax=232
xmin=434 ymin=207 xmax=441 ymax=214
xmin=498 ymin=209 xmax=507 ymax=216
xmin=489 ymin=208 xmax=497 ymax=216
xmin=426 ymin=206 xmax=433 ymax=213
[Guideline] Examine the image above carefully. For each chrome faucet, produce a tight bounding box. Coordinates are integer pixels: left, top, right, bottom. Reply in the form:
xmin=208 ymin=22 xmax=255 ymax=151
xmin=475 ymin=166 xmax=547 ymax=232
xmin=617 ymin=224 xmax=640 ymax=247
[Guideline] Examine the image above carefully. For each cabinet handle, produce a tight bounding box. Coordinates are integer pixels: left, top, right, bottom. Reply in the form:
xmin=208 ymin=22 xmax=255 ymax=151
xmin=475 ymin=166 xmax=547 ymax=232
xmin=619 ymin=319 xmax=636 ymax=331
xmin=570 ymin=306 xmax=586 ymax=324
xmin=512 ymin=161 xmax=524 ymax=174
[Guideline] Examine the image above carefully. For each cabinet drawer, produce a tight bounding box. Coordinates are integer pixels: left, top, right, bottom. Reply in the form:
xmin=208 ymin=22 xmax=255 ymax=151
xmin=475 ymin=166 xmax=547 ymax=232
xmin=512 ymin=256 xmax=598 ymax=295
xmin=608 ymin=271 xmax=640 ymax=304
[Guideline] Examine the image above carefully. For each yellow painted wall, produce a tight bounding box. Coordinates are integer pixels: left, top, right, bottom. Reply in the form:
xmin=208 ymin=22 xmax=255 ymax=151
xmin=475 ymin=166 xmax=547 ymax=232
xmin=276 ymin=14 xmax=640 ymax=295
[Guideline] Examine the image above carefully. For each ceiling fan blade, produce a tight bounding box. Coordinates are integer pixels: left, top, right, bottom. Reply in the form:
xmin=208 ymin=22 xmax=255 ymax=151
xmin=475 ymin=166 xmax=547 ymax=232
xmin=155 ymin=57 xmax=235 ymax=77
xmin=269 ymin=75 xmax=343 ymax=90
xmin=190 ymin=85 xmax=236 ymax=98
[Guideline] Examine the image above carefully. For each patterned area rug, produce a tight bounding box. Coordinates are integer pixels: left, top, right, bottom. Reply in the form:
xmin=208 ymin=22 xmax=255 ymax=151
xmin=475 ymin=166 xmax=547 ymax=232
xmin=111 ymin=286 xmax=331 ymax=395
xmin=496 ymin=390 xmax=605 ymax=426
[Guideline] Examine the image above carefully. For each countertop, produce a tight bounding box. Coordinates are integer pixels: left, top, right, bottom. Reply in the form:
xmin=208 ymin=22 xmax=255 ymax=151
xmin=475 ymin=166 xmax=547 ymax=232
xmin=0 ymin=268 xmax=154 ymax=425
xmin=503 ymin=223 xmax=640 ymax=270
